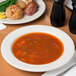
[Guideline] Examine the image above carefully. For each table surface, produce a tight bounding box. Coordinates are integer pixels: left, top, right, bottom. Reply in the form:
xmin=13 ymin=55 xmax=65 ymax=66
xmin=0 ymin=0 xmax=76 ymax=76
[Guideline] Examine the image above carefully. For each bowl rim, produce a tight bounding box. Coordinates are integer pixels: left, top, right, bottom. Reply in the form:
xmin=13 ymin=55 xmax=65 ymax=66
xmin=1 ymin=25 xmax=75 ymax=72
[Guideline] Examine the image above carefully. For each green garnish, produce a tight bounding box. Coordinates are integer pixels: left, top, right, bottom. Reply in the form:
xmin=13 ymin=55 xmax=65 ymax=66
xmin=0 ymin=0 xmax=17 ymax=12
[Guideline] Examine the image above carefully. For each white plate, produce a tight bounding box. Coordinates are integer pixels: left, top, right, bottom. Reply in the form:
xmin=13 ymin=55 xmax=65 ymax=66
xmin=1 ymin=25 xmax=75 ymax=72
xmin=0 ymin=0 xmax=46 ymax=24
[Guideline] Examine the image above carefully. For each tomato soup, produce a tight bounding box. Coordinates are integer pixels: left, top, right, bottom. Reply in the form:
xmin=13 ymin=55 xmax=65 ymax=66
xmin=12 ymin=33 xmax=64 ymax=65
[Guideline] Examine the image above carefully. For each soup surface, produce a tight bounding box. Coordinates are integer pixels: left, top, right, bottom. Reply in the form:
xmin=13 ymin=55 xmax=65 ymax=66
xmin=12 ymin=33 xmax=64 ymax=65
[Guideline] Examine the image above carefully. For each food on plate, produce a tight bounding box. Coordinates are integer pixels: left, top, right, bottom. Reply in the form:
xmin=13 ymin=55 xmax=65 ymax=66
xmin=0 ymin=12 xmax=5 ymax=15
xmin=0 ymin=0 xmax=10 ymax=6
xmin=0 ymin=12 xmax=6 ymax=19
xmin=0 ymin=0 xmax=39 ymax=20
xmin=0 ymin=0 xmax=17 ymax=12
xmin=16 ymin=0 xmax=26 ymax=9
xmin=25 ymin=0 xmax=33 ymax=5
xmin=12 ymin=33 xmax=64 ymax=65
xmin=0 ymin=15 xmax=7 ymax=19
xmin=6 ymin=5 xmax=24 ymax=20
xmin=24 ymin=1 xmax=38 ymax=16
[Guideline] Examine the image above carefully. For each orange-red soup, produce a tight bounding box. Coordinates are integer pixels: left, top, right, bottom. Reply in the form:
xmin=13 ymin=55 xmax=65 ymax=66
xmin=12 ymin=33 xmax=64 ymax=65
